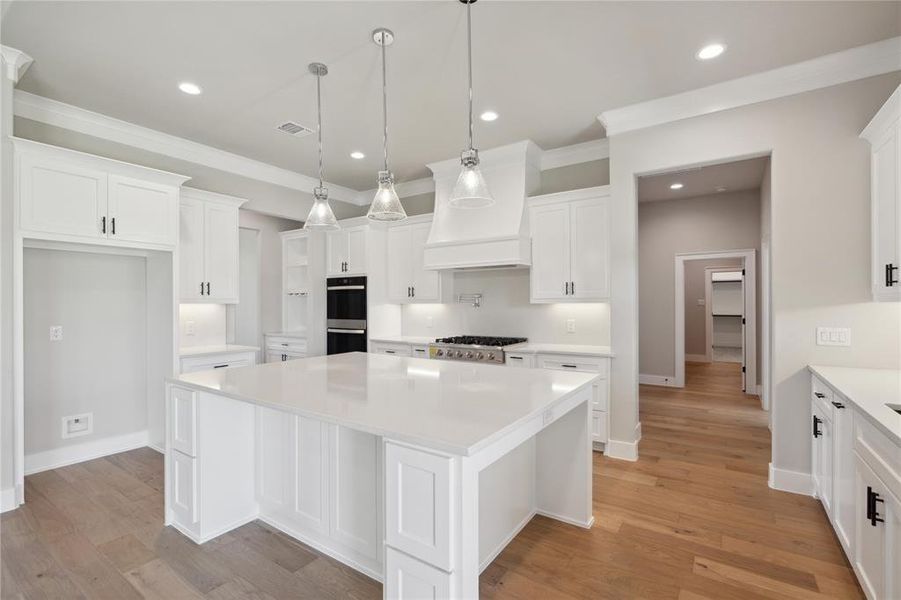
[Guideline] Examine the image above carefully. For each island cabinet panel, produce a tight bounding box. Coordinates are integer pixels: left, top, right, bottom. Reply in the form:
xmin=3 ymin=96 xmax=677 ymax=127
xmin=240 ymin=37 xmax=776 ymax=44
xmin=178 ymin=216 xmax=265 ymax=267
xmin=295 ymin=417 xmax=328 ymax=534
xmin=329 ymin=426 xmax=381 ymax=559
xmin=170 ymin=387 xmax=197 ymax=456
xmin=386 ymin=547 xmax=453 ymax=600
xmin=385 ymin=442 xmax=454 ymax=572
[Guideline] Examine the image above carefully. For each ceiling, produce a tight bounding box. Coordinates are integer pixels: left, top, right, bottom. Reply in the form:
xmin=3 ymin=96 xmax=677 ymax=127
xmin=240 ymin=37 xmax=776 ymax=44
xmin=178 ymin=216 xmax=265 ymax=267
xmin=2 ymin=1 xmax=898 ymax=192
xmin=637 ymin=156 xmax=769 ymax=202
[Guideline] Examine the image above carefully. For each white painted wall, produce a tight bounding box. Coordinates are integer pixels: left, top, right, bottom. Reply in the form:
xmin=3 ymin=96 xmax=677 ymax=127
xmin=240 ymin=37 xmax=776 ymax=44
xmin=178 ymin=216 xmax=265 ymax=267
xmin=401 ymin=269 xmax=610 ymax=345
xmin=609 ymin=72 xmax=901 ymax=477
xmin=23 ymin=249 xmax=147 ymax=455
xmin=179 ymin=304 xmax=227 ymax=348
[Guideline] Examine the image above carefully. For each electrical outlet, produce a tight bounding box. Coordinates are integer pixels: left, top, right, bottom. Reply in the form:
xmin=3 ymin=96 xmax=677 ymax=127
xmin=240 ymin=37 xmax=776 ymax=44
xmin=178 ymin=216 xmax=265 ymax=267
xmin=61 ymin=413 xmax=92 ymax=439
xmin=426 ymin=316 xmax=433 ymax=329
xmin=49 ymin=326 xmax=62 ymax=341
xmin=816 ymin=327 xmax=851 ymax=347
xmin=566 ymin=319 xmax=576 ymax=333
xmin=186 ymin=320 xmax=196 ymax=336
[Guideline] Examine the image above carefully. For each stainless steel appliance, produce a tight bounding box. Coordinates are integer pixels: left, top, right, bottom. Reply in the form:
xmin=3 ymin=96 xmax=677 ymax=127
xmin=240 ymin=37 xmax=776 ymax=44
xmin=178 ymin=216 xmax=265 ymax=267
xmin=428 ymin=336 xmax=527 ymax=364
xmin=327 ymin=276 xmax=367 ymax=355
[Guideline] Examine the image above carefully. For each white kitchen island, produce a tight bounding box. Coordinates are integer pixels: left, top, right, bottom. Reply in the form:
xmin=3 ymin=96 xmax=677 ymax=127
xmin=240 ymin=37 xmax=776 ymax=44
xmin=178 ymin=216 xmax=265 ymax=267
xmin=165 ymin=351 xmax=598 ymax=599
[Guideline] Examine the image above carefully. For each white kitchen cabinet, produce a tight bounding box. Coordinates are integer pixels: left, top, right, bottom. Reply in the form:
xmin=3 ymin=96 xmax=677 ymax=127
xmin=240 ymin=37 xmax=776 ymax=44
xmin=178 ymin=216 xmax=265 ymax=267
xmin=854 ymin=455 xmax=901 ymax=600
xmin=528 ymin=186 xmax=610 ymax=303
xmin=411 ymin=344 xmax=430 ymax=359
xmin=535 ymin=352 xmax=610 ymax=449
xmin=505 ymin=352 xmax=536 ymax=368
xmin=15 ymin=139 xmax=187 ymax=248
xmin=370 ymin=341 xmax=412 ymax=357
xmin=861 ymin=84 xmax=901 ymax=302
xmin=179 ymin=349 xmax=256 ymax=374
xmin=327 ymin=225 xmax=368 ymax=276
xmin=811 ymin=399 xmax=834 ymax=516
xmin=179 ymin=188 xmax=246 ymax=304
xmin=265 ymin=334 xmax=308 ymax=363
xmin=386 ymin=216 xmax=450 ymax=303
xmin=832 ymin=396 xmax=856 ymax=554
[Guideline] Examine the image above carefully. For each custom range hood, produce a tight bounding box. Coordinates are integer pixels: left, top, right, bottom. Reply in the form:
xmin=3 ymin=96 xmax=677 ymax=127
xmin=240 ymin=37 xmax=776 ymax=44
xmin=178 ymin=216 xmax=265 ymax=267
xmin=424 ymin=141 xmax=541 ymax=270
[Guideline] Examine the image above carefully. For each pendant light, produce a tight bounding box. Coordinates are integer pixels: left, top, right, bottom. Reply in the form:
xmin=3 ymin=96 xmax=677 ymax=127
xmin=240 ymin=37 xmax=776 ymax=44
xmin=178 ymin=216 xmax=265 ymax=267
xmin=304 ymin=62 xmax=339 ymax=230
xmin=448 ymin=0 xmax=493 ymax=209
xmin=367 ymin=28 xmax=407 ymax=222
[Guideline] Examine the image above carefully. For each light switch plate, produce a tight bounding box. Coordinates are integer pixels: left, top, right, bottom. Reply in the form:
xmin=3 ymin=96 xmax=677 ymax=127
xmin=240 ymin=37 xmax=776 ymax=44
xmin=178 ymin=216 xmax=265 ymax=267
xmin=49 ymin=326 xmax=62 ymax=341
xmin=186 ymin=320 xmax=195 ymax=336
xmin=566 ymin=319 xmax=576 ymax=333
xmin=816 ymin=327 xmax=851 ymax=347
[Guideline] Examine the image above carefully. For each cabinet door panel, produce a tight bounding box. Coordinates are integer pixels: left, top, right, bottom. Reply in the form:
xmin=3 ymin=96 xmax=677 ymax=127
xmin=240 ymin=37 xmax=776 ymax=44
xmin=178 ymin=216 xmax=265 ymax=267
xmin=872 ymin=127 xmax=900 ymax=299
xmin=855 ymin=457 xmax=886 ymax=600
xmin=294 ymin=416 xmax=328 ymax=534
xmin=386 ymin=225 xmax=412 ymax=302
xmin=179 ymin=199 xmax=205 ymax=301
xmin=326 ymin=230 xmax=346 ymax=276
xmin=410 ymin=222 xmax=440 ymax=302
xmin=329 ymin=425 xmax=379 ymax=559
xmin=19 ymin=155 xmax=107 ymax=239
xmin=569 ymin=197 xmax=610 ymax=299
xmin=346 ymin=227 xmax=368 ymax=275
xmin=203 ymin=203 xmax=239 ymax=302
xmin=819 ymin=414 xmax=834 ymax=516
xmin=107 ymin=175 xmax=177 ymax=245
xmin=832 ymin=405 xmax=855 ymax=553
xmin=530 ymin=203 xmax=570 ymax=301
xmin=257 ymin=407 xmax=290 ymax=508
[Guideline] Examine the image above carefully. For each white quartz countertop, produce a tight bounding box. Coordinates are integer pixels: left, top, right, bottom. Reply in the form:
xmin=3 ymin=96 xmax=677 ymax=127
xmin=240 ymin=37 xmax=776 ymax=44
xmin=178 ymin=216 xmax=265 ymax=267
xmin=179 ymin=344 xmax=260 ymax=358
xmin=506 ymin=343 xmax=614 ymax=357
xmin=171 ymin=352 xmax=598 ymax=456
xmin=808 ymin=365 xmax=901 ymax=446
xmin=368 ymin=335 xmax=437 ymax=345
xmin=265 ymin=331 xmax=307 ymax=338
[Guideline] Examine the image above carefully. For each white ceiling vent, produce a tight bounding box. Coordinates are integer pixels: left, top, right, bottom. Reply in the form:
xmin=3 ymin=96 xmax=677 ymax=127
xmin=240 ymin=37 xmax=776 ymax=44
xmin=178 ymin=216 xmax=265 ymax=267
xmin=276 ymin=121 xmax=314 ymax=137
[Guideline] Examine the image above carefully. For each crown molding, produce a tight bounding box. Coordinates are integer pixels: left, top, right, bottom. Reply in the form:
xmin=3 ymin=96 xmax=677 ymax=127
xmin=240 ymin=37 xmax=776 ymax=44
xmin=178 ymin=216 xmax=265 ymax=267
xmin=12 ymin=90 xmax=360 ymax=203
xmin=599 ymin=35 xmax=901 ymax=137
xmin=0 ymin=45 xmax=33 ymax=83
xmin=861 ymin=83 xmax=900 ymax=142
xmin=540 ymin=138 xmax=609 ymax=170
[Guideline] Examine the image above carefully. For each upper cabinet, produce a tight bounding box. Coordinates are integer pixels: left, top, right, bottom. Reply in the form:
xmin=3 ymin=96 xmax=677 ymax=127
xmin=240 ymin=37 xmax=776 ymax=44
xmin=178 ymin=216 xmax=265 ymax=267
xmin=14 ymin=138 xmax=187 ymax=248
xmin=180 ymin=188 xmax=246 ymax=304
xmin=327 ymin=224 xmax=368 ymax=276
xmin=528 ymin=186 xmax=610 ymax=303
xmin=386 ymin=216 xmax=452 ymax=303
xmin=861 ymin=84 xmax=901 ymax=302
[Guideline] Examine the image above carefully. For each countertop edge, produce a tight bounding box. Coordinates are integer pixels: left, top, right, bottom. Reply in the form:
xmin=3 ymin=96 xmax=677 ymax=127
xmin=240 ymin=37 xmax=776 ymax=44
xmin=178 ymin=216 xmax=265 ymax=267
xmin=179 ymin=345 xmax=260 ymax=358
xmin=807 ymin=365 xmax=901 ymax=447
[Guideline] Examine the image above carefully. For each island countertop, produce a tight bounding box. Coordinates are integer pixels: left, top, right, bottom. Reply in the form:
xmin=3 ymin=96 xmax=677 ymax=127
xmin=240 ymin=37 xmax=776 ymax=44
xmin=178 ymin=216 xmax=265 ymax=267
xmin=169 ymin=351 xmax=599 ymax=456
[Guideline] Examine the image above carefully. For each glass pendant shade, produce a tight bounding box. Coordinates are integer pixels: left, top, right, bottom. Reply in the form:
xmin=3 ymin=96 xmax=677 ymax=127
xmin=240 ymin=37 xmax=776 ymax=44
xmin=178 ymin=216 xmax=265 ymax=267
xmin=448 ymin=149 xmax=493 ymax=209
xmin=304 ymin=186 xmax=339 ymax=230
xmin=367 ymin=171 xmax=407 ymax=221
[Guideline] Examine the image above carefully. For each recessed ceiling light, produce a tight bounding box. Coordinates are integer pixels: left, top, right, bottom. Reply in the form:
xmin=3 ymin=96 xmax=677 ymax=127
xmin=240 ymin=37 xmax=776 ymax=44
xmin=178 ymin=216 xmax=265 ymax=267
xmin=178 ymin=82 xmax=202 ymax=95
xmin=480 ymin=110 xmax=499 ymax=122
xmin=350 ymin=151 xmax=365 ymax=159
xmin=696 ymin=43 xmax=726 ymax=60
xmin=670 ymin=182 xmax=684 ymax=190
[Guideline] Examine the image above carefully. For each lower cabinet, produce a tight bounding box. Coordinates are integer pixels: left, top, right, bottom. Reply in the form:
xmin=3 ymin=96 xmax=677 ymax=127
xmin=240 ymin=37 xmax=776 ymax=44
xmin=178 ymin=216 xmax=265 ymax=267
xmin=810 ymin=373 xmax=901 ymax=600
xmin=535 ymin=353 xmax=610 ymax=449
xmin=370 ymin=341 xmax=413 ymax=357
xmin=179 ymin=350 xmax=256 ymax=374
xmin=264 ymin=334 xmax=307 ymax=363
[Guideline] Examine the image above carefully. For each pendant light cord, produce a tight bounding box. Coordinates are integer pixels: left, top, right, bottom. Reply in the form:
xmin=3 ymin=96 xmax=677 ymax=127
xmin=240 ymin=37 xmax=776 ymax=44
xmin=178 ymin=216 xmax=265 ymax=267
xmin=466 ymin=0 xmax=474 ymax=151
xmin=381 ymin=38 xmax=389 ymax=173
xmin=316 ymin=69 xmax=324 ymax=188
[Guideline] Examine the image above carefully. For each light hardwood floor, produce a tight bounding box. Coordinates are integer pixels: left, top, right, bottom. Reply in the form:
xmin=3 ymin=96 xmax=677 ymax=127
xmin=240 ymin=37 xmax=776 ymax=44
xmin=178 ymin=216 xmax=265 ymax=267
xmin=2 ymin=361 xmax=860 ymax=599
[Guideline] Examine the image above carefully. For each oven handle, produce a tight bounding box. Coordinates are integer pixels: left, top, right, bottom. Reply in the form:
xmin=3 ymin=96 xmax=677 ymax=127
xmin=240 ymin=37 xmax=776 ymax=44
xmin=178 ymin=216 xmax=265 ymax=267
xmin=327 ymin=285 xmax=365 ymax=291
xmin=327 ymin=328 xmax=366 ymax=334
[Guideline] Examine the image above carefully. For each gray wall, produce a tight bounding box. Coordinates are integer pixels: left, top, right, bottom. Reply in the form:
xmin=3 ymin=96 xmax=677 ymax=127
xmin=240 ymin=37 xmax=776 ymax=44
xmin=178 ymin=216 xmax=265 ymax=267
xmin=1 ymin=62 xmax=14 ymax=495
xmin=24 ymin=249 xmax=148 ymax=455
xmin=610 ymin=72 xmax=901 ymax=477
xmin=684 ymin=258 xmax=742 ymax=357
xmin=639 ymin=189 xmax=761 ymax=378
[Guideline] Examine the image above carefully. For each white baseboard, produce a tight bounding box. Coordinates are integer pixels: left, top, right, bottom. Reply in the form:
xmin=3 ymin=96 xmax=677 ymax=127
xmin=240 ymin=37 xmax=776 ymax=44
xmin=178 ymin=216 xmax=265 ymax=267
xmin=606 ymin=422 xmax=641 ymax=462
xmin=147 ymin=442 xmax=165 ymax=454
xmin=535 ymin=509 xmax=594 ymax=530
xmin=768 ymin=463 xmax=813 ymax=496
xmin=25 ymin=430 xmax=149 ymax=475
xmin=1 ymin=487 xmax=17 ymax=513
xmin=479 ymin=510 xmax=536 ymax=573
xmin=685 ymin=354 xmax=709 ymax=362
xmin=639 ymin=373 xmax=678 ymax=387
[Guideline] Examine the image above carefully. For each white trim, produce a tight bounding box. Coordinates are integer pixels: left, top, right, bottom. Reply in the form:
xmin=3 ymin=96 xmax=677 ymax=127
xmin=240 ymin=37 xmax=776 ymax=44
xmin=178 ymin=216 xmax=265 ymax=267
xmin=540 ymin=139 xmax=610 ymax=170
xmin=479 ymin=510 xmax=537 ymax=573
xmin=528 ymin=184 xmax=611 ymax=206
xmin=685 ymin=354 xmax=708 ymax=363
xmin=0 ymin=487 xmax=17 ymax=513
xmin=181 ymin=186 xmax=248 ymax=208
xmin=24 ymin=430 xmax=149 ymax=475
xmin=674 ymin=250 xmax=757 ymax=392
xmin=0 ymin=45 xmax=33 ymax=83
xmin=534 ymin=510 xmax=594 ymax=530
xmin=638 ymin=373 xmax=677 ymax=387
xmin=12 ymin=90 xmax=360 ymax=204
xmin=599 ymin=36 xmax=901 ymax=136
xmin=605 ymin=423 xmax=641 ymax=462
xmin=147 ymin=442 xmax=165 ymax=454
xmin=768 ymin=463 xmax=813 ymax=496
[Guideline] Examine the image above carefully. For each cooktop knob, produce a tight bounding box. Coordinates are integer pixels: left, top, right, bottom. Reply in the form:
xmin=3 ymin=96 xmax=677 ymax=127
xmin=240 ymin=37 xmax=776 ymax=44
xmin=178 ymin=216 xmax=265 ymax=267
xmin=487 ymin=352 xmax=495 ymax=360
xmin=465 ymin=351 xmax=474 ymax=359
xmin=435 ymin=349 xmax=443 ymax=356
xmin=476 ymin=352 xmax=484 ymax=360
xmin=455 ymin=350 xmax=464 ymax=358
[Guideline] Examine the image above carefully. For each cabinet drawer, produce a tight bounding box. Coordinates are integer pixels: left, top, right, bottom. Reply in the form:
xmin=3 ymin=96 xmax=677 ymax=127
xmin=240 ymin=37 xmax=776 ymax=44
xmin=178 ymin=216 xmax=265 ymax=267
xmin=170 ymin=386 xmax=197 ymax=457
xmin=171 ymin=449 xmax=198 ymax=525
xmin=411 ymin=345 xmax=430 ymax=359
xmin=385 ymin=547 xmax=453 ymax=599
xmin=537 ymin=354 xmax=608 ymax=377
xmin=371 ymin=342 xmax=412 ymax=357
xmin=180 ymin=353 xmax=254 ymax=374
xmin=591 ymin=410 xmax=608 ymax=443
xmin=505 ymin=353 xmax=536 ymax=368
xmin=811 ymin=375 xmax=836 ymax=419
xmin=593 ymin=382 xmax=608 ymax=411
xmin=266 ymin=336 xmax=307 ymax=353
xmin=854 ymin=412 xmax=901 ymax=501
xmin=385 ymin=442 xmax=454 ymax=571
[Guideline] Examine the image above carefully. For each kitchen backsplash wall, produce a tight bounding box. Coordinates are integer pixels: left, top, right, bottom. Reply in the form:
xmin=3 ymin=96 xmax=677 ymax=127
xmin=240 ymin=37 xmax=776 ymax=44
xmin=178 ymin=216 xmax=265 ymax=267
xmin=179 ymin=303 xmax=228 ymax=348
xmin=401 ymin=269 xmax=610 ymax=345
